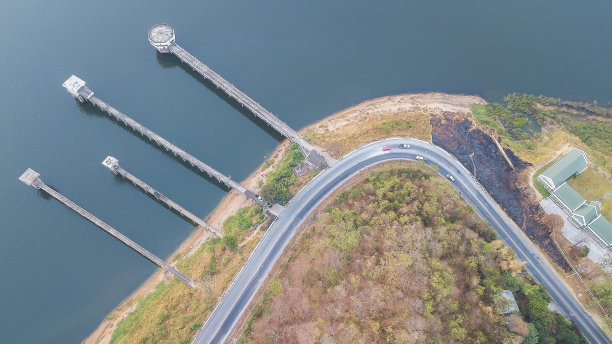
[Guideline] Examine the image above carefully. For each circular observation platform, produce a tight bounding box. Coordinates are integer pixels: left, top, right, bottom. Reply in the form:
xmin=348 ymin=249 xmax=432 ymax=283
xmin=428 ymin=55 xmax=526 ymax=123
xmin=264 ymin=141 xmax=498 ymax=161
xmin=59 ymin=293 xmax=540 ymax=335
xmin=148 ymin=24 xmax=175 ymax=53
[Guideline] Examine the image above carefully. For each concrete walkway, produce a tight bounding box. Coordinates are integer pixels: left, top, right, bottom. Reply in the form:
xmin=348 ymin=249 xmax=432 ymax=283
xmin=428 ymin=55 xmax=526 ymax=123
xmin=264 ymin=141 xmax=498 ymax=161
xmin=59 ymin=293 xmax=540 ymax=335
xmin=540 ymin=198 xmax=611 ymax=268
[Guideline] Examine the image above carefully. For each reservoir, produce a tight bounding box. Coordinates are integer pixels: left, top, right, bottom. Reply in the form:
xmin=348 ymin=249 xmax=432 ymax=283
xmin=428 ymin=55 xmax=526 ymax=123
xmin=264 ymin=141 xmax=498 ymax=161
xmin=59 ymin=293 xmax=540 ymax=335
xmin=1 ymin=1 xmax=611 ymax=343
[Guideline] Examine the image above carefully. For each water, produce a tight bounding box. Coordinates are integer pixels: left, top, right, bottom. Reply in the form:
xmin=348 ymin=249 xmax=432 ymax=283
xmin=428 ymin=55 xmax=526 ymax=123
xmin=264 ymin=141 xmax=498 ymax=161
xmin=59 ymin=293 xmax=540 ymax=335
xmin=505 ymin=112 xmax=542 ymax=140
xmin=1 ymin=1 xmax=611 ymax=343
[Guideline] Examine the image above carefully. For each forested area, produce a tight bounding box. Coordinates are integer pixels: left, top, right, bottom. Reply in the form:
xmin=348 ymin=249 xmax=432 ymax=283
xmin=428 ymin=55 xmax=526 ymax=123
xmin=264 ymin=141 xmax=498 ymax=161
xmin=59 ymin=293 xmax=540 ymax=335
xmin=239 ymin=165 xmax=585 ymax=343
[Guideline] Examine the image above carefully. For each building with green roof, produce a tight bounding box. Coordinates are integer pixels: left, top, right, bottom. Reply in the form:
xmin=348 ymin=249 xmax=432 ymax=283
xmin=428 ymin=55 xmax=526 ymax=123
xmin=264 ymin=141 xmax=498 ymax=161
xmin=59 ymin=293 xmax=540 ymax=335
xmin=538 ymin=147 xmax=612 ymax=247
xmin=572 ymin=202 xmax=598 ymax=227
xmin=589 ymin=215 xmax=612 ymax=247
xmin=551 ymin=182 xmax=585 ymax=213
xmin=538 ymin=149 xmax=588 ymax=190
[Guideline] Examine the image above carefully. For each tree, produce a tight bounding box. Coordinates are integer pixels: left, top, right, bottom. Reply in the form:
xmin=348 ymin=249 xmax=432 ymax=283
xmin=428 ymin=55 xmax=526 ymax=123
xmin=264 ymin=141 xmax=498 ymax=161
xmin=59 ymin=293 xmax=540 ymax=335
xmin=222 ymin=234 xmax=238 ymax=250
xmin=501 ymin=271 xmax=522 ymax=292
xmin=522 ymin=284 xmax=550 ymax=322
xmin=507 ymin=315 xmax=528 ymax=336
xmin=542 ymin=214 xmax=564 ymax=234
xmin=523 ymin=323 xmax=538 ymax=344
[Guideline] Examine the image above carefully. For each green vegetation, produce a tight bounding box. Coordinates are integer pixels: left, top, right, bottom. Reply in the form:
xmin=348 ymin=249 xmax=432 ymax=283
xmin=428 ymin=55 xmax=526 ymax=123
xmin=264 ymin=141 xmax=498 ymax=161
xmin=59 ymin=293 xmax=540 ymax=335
xmin=473 ymin=93 xmax=612 ymax=173
xmin=372 ymin=118 xmax=414 ymax=135
xmin=499 ymin=268 xmax=587 ymax=343
xmin=534 ymin=180 xmax=551 ymax=198
xmin=222 ymin=235 xmax=238 ymax=250
xmin=514 ymin=281 xmax=587 ymax=344
xmin=567 ymin=168 xmax=612 ymax=219
xmin=110 ymin=276 xmax=210 ymax=344
xmin=223 ymin=206 xmax=265 ymax=239
xmin=588 ymin=280 xmax=612 ymax=331
xmin=533 ymin=107 xmax=612 ymax=164
xmin=110 ymin=205 xmax=265 ymax=344
xmin=221 ymin=205 xmax=265 ymax=250
xmin=238 ymin=165 xmax=586 ymax=343
xmin=472 ymin=101 xmax=535 ymax=143
xmin=532 ymin=162 xmax=554 ymax=198
xmin=112 ymin=282 xmax=171 ymax=343
xmin=536 ymin=95 xmax=612 ymax=119
xmin=260 ymin=143 xmax=304 ymax=204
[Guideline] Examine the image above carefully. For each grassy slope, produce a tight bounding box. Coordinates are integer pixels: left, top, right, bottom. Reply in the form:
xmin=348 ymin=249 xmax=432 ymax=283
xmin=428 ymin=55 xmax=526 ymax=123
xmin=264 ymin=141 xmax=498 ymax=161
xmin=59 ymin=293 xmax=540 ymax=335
xmin=111 ymin=205 xmax=264 ymax=344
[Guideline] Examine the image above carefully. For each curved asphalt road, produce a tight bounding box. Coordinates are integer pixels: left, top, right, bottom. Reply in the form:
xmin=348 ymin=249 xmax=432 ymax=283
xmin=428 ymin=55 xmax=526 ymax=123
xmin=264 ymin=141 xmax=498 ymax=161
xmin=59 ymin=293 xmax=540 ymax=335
xmin=193 ymin=138 xmax=610 ymax=344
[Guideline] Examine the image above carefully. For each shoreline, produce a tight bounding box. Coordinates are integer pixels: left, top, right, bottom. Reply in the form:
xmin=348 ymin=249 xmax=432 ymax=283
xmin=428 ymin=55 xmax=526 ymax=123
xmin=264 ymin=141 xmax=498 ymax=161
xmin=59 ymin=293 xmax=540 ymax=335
xmin=85 ymin=141 xmax=293 ymax=343
xmin=84 ymin=92 xmax=486 ymax=343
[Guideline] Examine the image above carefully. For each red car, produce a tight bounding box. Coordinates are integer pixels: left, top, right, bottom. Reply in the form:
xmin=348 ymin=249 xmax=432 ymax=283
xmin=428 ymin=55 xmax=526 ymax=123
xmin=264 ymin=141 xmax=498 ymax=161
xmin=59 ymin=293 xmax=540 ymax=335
xmin=382 ymin=146 xmax=391 ymax=151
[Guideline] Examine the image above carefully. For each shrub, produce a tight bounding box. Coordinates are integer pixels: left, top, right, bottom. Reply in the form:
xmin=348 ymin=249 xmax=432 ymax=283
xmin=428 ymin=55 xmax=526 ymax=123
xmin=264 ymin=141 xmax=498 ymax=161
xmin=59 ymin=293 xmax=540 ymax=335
xmin=222 ymin=235 xmax=238 ymax=250
xmin=261 ymin=144 xmax=304 ymax=204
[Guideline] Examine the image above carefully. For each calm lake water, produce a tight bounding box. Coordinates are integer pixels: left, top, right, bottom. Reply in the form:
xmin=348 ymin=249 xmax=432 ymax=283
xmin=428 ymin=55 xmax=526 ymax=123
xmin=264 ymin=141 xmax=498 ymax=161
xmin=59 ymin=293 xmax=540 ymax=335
xmin=1 ymin=1 xmax=611 ymax=343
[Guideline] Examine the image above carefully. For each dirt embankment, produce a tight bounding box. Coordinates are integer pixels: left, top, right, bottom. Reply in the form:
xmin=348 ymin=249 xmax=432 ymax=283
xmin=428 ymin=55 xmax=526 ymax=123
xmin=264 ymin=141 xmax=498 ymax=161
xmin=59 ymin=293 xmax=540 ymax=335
xmin=301 ymin=92 xmax=486 ymax=157
xmin=430 ymin=113 xmax=570 ymax=270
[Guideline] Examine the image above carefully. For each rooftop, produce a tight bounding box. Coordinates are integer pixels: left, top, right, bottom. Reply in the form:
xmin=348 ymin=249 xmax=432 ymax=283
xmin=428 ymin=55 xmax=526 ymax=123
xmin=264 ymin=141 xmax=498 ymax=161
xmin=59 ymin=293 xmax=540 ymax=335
xmin=540 ymin=149 xmax=588 ymax=189
xmin=574 ymin=203 xmax=598 ymax=225
xmin=497 ymin=290 xmax=519 ymax=314
xmin=62 ymin=75 xmax=87 ymax=97
xmin=18 ymin=168 xmax=40 ymax=186
xmin=590 ymin=216 xmax=612 ymax=246
xmin=62 ymin=75 xmax=93 ymax=102
xmin=553 ymin=183 xmax=586 ymax=211
xmin=148 ymin=24 xmax=175 ymax=45
xmin=101 ymin=156 xmax=119 ymax=170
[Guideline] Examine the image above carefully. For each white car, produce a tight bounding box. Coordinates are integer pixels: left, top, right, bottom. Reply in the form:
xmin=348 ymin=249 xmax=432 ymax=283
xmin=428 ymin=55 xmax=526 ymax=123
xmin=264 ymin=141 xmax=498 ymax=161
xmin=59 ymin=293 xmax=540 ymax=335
xmin=416 ymin=155 xmax=424 ymax=161
xmin=446 ymin=174 xmax=455 ymax=182
xmin=399 ymin=144 xmax=410 ymax=149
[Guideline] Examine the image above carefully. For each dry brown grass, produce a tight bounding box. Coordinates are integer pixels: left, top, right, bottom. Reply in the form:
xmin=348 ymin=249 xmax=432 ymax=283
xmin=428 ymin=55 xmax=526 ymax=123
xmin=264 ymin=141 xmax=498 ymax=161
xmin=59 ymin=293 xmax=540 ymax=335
xmin=305 ymin=111 xmax=432 ymax=158
xmin=111 ymin=229 xmax=264 ymax=344
xmin=300 ymin=93 xmax=485 ymax=159
xmin=515 ymin=128 xmax=582 ymax=166
xmin=568 ymin=169 xmax=612 ymax=219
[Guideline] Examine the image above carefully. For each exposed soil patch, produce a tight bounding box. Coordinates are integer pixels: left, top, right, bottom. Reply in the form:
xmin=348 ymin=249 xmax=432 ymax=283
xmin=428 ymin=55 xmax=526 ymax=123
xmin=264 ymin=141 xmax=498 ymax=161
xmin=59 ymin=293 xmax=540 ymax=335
xmin=431 ymin=113 xmax=570 ymax=271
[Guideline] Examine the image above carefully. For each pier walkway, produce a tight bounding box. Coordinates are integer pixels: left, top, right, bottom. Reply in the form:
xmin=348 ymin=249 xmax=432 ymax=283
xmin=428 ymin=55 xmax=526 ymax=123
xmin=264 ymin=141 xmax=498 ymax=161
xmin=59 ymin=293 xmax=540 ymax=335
xmin=102 ymin=156 xmax=222 ymax=237
xmin=148 ymin=24 xmax=334 ymax=168
xmin=62 ymin=75 xmax=262 ymax=205
xmin=18 ymin=168 xmax=195 ymax=288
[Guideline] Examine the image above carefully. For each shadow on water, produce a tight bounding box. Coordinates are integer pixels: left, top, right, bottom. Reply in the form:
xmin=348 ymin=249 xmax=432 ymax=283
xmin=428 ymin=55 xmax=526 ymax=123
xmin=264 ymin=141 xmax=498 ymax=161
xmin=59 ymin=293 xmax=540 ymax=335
xmin=110 ymin=173 xmax=201 ymax=228
xmin=37 ymin=184 xmax=58 ymax=200
xmin=76 ymin=101 xmax=231 ymax=193
xmin=155 ymin=52 xmax=286 ymax=143
xmin=32 ymin=153 xmax=200 ymax=228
